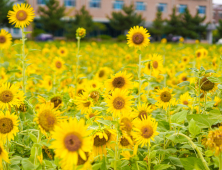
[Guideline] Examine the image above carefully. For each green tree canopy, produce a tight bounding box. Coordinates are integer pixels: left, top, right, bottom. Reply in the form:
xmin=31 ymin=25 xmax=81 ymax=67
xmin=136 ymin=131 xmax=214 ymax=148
xmin=217 ymin=20 xmax=222 ymax=38
xmin=38 ymin=0 xmax=66 ymax=36
xmin=107 ymin=4 xmax=145 ymax=33
xmin=0 ymin=0 xmax=13 ymax=28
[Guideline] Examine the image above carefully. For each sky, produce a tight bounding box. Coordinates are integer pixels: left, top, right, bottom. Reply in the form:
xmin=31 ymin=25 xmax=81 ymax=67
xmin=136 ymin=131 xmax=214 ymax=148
xmin=213 ymin=0 xmax=222 ymax=4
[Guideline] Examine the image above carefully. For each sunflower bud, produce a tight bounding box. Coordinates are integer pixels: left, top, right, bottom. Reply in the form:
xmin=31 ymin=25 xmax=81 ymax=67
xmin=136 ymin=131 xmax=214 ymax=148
xmin=76 ymin=27 xmax=86 ymax=38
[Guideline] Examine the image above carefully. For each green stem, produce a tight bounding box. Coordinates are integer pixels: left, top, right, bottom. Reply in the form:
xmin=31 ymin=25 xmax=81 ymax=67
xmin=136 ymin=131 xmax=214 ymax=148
xmin=75 ymin=37 xmax=81 ymax=95
xmin=174 ymin=133 xmax=210 ymax=170
xmin=204 ymin=92 xmax=207 ymax=113
xmin=114 ymin=119 xmax=119 ymax=170
xmin=147 ymin=144 xmax=150 ymax=170
xmin=21 ymin=28 xmax=26 ymax=94
xmin=219 ymin=153 xmax=222 ymax=170
xmin=138 ymin=53 xmax=142 ymax=104
xmin=147 ymin=61 xmax=151 ymax=101
xmin=6 ymin=139 xmax=9 ymax=170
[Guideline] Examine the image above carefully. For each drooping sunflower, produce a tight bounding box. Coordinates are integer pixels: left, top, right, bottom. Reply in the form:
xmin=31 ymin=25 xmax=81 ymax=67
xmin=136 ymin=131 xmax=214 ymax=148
xmin=49 ymin=94 xmax=63 ymax=108
xmin=132 ymin=115 xmax=159 ymax=147
xmin=52 ymin=57 xmax=65 ymax=73
xmin=51 ymin=118 xmax=92 ymax=167
xmin=92 ymin=128 xmax=116 ymax=158
xmin=34 ymin=102 xmax=66 ymax=136
xmin=155 ymin=87 xmax=176 ymax=110
xmin=0 ymin=82 xmax=24 ymax=110
xmin=179 ymin=92 xmax=193 ymax=109
xmin=106 ymin=88 xmax=133 ymax=118
xmin=0 ymin=142 xmax=9 ymax=168
xmin=0 ymin=29 xmax=12 ymax=50
xmin=127 ymin=26 xmax=150 ymax=49
xmin=7 ymin=3 xmax=35 ymax=28
xmin=0 ymin=111 xmax=19 ymax=142
xmin=105 ymin=71 xmax=133 ymax=92
xmin=136 ymin=103 xmax=153 ymax=120
xmin=119 ymin=132 xmax=134 ymax=149
xmin=199 ymin=76 xmax=217 ymax=93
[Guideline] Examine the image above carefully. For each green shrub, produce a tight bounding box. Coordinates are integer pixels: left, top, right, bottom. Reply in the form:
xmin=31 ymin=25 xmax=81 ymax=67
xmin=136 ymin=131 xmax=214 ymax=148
xmin=117 ymin=35 xmax=126 ymax=42
xmin=100 ymin=35 xmax=112 ymax=40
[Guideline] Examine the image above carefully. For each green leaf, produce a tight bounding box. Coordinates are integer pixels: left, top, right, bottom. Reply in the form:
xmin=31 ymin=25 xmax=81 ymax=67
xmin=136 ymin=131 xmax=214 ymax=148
xmin=29 ymin=74 xmax=43 ymax=80
xmin=177 ymin=81 xmax=190 ymax=87
xmin=96 ymin=119 xmax=112 ymax=126
xmin=22 ymin=159 xmax=35 ymax=170
xmin=187 ymin=114 xmax=217 ymax=128
xmin=205 ymin=150 xmax=214 ymax=157
xmin=167 ymin=134 xmax=187 ymax=143
xmin=141 ymin=60 xmax=151 ymax=63
xmin=171 ymin=110 xmax=187 ymax=124
xmin=189 ymin=119 xmax=201 ymax=138
xmin=29 ymin=133 xmax=37 ymax=143
xmin=168 ymin=156 xmax=183 ymax=168
xmin=92 ymin=163 xmax=102 ymax=170
xmin=205 ymin=69 xmax=216 ymax=73
xmin=10 ymin=156 xmax=22 ymax=165
xmin=180 ymin=157 xmax=205 ymax=170
xmin=207 ymin=77 xmax=221 ymax=83
xmin=121 ymin=160 xmax=129 ymax=167
xmin=154 ymin=164 xmax=171 ymax=170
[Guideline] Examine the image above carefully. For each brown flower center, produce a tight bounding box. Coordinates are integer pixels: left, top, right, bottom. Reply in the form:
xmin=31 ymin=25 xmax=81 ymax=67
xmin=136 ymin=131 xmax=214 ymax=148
xmin=138 ymin=110 xmax=147 ymax=120
xmin=99 ymin=70 xmax=105 ymax=78
xmin=0 ymin=147 xmax=2 ymax=155
xmin=0 ymin=118 xmax=13 ymax=134
xmin=132 ymin=33 xmax=144 ymax=45
xmin=89 ymin=113 xmax=95 ymax=118
xmin=120 ymin=137 xmax=130 ymax=146
xmin=61 ymin=50 xmax=64 ymax=54
xmin=153 ymin=61 xmax=158 ymax=69
xmin=196 ymin=52 xmax=201 ymax=58
xmin=0 ymin=36 xmax=6 ymax=43
xmin=16 ymin=10 xmax=28 ymax=21
xmin=55 ymin=61 xmax=62 ymax=69
xmin=38 ymin=110 xmax=56 ymax=132
xmin=89 ymin=91 xmax=100 ymax=101
xmin=0 ymin=90 xmax=13 ymax=103
xmin=64 ymin=133 xmax=82 ymax=151
xmin=121 ymin=117 xmax=132 ymax=132
xmin=200 ymin=77 xmax=214 ymax=92
xmin=160 ymin=91 xmax=171 ymax=102
xmin=50 ymin=96 xmax=62 ymax=108
xmin=182 ymin=76 xmax=187 ymax=81
xmin=214 ymin=135 xmax=222 ymax=147
xmin=113 ymin=97 xmax=125 ymax=110
xmin=77 ymin=152 xmax=89 ymax=165
xmin=141 ymin=125 xmax=153 ymax=138
xmin=183 ymin=101 xmax=188 ymax=105
xmin=83 ymin=101 xmax=91 ymax=107
xmin=94 ymin=130 xmax=111 ymax=147
xmin=112 ymin=77 xmax=125 ymax=88
xmin=77 ymin=89 xmax=84 ymax=95
xmin=19 ymin=103 xmax=28 ymax=112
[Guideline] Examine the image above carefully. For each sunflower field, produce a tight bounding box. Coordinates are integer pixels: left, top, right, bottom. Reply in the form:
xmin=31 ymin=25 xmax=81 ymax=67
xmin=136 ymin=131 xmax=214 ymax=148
xmin=1 ymin=3 xmax=222 ymax=170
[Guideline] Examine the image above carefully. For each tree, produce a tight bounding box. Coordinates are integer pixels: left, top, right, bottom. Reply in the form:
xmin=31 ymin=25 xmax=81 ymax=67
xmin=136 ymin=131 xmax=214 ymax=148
xmin=149 ymin=11 xmax=165 ymax=41
xmin=0 ymin=0 xmax=13 ymax=28
xmin=66 ymin=6 xmax=94 ymax=39
xmin=38 ymin=0 xmax=66 ymax=36
xmin=107 ymin=4 xmax=145 ymax=34
xmin=93 ymin=22 xmax=107 ymax=37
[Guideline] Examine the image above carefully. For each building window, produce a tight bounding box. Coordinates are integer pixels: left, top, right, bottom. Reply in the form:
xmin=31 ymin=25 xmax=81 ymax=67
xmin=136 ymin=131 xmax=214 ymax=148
xmin=198 ymin=6 xmax=206 ymax=14
xmin=113 ymin=1 xmax=124 ymax=10
xmin=89 ymin=0 xmax=101 ymax=8
xmin=178 ymin=4 xmax=187 ymax=13
xmin=13 ymin=28 xmax=20 ymax=34
xmin=157 ymin=3 xmax=167 ymax=13
xmin=37 ymin=0 xmax=47 ymax=5
xmin=136 ymin=2 xmax=146 ymax=11
xmin=219 ymin=12 xmax=222 ymax=18
xmin=17 ymin=0 xmax=25 ymax=2
xmin=64 ymin=0 xmax=75 ymax=7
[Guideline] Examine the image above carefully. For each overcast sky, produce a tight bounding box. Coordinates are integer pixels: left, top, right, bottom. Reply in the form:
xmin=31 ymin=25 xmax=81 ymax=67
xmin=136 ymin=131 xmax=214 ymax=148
xmin=213 ymin=0 xmax=222 ymax=4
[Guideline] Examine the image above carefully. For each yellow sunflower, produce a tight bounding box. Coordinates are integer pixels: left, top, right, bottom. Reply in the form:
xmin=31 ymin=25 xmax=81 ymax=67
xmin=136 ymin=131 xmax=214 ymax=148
xmin=0 ymin=142 xmax=9 ymax=168
xmin=127 ymin=26 xmax=150 ymax=49
xmin=0 ymin=82 xmax=24 ymax=110
xmin=76 ymin=94 xmax=94 ymax=114
xmin=0 ymin=111 xmax=19 ymax=142
xmin=52 ymin=57 xmax=65 ymax=73
xmin=132 ymin=115 xmax=159 ymax=147
xmin=50 ymin=118 xmax=92 ymax=167
xmin=34 ymin=102 xmax=66 ymax=136
xmin=149 ymin=54 xmax=164 ymax=74
xmin=95 ymin=67 xmax=112 ymax=81
xmin=214 ymin=96 xmax=221 ymax=107
xmin=106 ymin=88 xmax=133 ymax=118
xmin=119 ymin=132 xmax=134 ymax=149
xmin=49 ymin=94 xmax=63 ymax=108
xmin=120 ymin=111 xmax=137 ymax=134
xmin=85 ymin=110 xmax=101 ymax=122
xmin=7 ymin=3 xmax=35 ymax=28
xmin=105 ymin=71 xmax=133 ymax=92
xmin=136 ymin=103 xmax=153 ymax=120
xmin=57 ymin=47 xmax=68 ymax=57
xmin=0 ymin=29 xmax=12 ymax=50
xmin=179 ymin=92 xmax=193 ymax=109
xmin=195 ymin=49 xmax=204 ymax=59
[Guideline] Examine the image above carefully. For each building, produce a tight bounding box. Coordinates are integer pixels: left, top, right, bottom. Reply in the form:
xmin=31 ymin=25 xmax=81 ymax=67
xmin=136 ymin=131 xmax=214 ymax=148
xmin=7 ymin=0 xmax=213 ymax=38
xmin=213 ymin=4 xmax=222 ymax=24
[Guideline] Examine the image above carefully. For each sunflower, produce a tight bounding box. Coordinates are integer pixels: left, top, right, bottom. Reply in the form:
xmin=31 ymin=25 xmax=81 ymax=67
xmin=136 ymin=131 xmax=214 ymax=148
xmin=57 ymin=47 xmax=68 ymax=57
xmin=0 ymin=29 xmax=12 ymax=50
xmin=92 ymin=129 xmax=116 ymax=158
xmin=52 ymin=57 xmax=65 ymax=73
xmin=181 ymin=56 xmax=190 ymax=64
xmin=0 ymin=82 xmax=24 ymax=110
xmin=121 ymin=145 xmax=138 ymax=160
xmin=89 ymin=80 xmax=102 ymax=90
xmin=0 ymin=111 xmax=19 ymax=142
xmin=149 ymin=54 xmax=164 ymax=74
xmin=34 ymin=102 xmax=66 ymax=136
xmin=155 ymin=87 xmax=176 ymax=110
xmin=136 ymin=103 xmax=153 ymax=120
xmin=85 ymin=110 xmax=101 ymax=121
xmin=50 ymin=118 xmax=92 ymax=167
xmin=105 ymin=71 xmax=133 ymax=92
xmin=132 ymin=115 xmax=159 ymax=147
xmin=119 ymin=111 xmax=136 ymax=134
xmin=49 ymin=94 xmax=63 ymax=108
xmin=199 ymin=76 xmax=217 ymax=93
xmin=206 ymin=126 xmax=222 ymax=155
xmin=95 ymin=67 xmax=112 ymax=81
xmin=7 ymin=3 xmax=35 ymax=28
xmin=195 ymin=49 xmax=203 ymax=59
xmin=76 ymin=94 xmax=94 ymax=114
xmin=214 ymin=96 xmax=221 ymax=107
xmin=106 ymin=88 xmax=133 ymax=118
xmin=179 ymin=92 xmax=193 ymax=109
xmin=119 ymin=132 xmax=134 ymax=149
xmin=0 ymin=142 xmax=9 ymax=168
xmin=179 ymin=73 xmax=189 ymax=83
xmin=127 ymin=26 xmax=150 ymax=49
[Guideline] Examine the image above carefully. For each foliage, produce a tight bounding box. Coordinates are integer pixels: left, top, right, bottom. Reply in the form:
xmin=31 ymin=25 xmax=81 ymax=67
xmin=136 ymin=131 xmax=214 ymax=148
xmin=0 ymin=0 xmax=13 ymax=28
xmin=217 ymin=20 xmax=222 ymax=38
xmin=117 ymin=35 xmax=126 ymax=42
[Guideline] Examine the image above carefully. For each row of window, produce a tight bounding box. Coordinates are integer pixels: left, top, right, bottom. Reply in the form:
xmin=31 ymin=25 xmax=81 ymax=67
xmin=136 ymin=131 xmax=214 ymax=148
xmin=36 ymin=0 xmax=206 ymax=14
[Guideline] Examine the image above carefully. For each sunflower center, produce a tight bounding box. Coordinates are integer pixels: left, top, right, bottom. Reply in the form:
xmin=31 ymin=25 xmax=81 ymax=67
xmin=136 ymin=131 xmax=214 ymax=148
xmin=77 ymin=152 xmax=89 ymax=165
xmin=77 ymin=89 xmax=84 ymax=95
xmin=89 ymin=113 xmax=95 ymax=118
xmin=113 ymin=97 xmax=125 ymax=110
xmin=200 ymin=77 xmax=214 ymax=91
xmin=138 ymin=110 xmax=147 ymax=120
xmin=120 ymin=137 xmax=130 ymax=146
xmin=141 ymin=125 xmax=153 ymax=138
xmin=64 ymin=133 xmax=82 ymax=151
xmin=0 ymin=118 xmax=13 ymax=134
xmin=160 ymin=91 xmax=171 ymax=102
xmin=61 ymin=50 xmax=64 ymax=54
xmin=112 ymin=77 xmax=125 ymax=88
xmin=197 ymin=52 xmax=201 ymax=58
xmin=153 ymin=61 xmax=158 ymax=69
xmin=50 ymin=96 xmax=62 ymax=108
xmin=83 ymin=101 xmax=91 ymax=107
xmin=0 ymin=147 xmax=2 ymax=154
xmin=132 ymin=33 xmax=144 ymax=45
xmin=121 ymin=118 xmax=132 ymax=132
xmin=183 ymin=101 xmax=188 ymax=105
xmin=92 ymin=84 xmax=96 ymax=88
xmin=0 ymin=90 xmax=14 ymax=103
xmin=183 ymin=58 xmax=187 ymax=62
xmin=89 ymin=91 xmax=100 ymax=101
xmin=147 ymin=63 xmax=151 ymax=69
xmin=182 ymin=76 xmax=187 ymax=81
xmin=19 ymin=103 xmax=28 ymax=112
xmin=94 ymin=130 xmax=111 ymax=147
xmin=38 ymin=110 xmax=56 ymax=132
xmin=0 ymin=36 xmax=6 ymax=43
xmin=16 ymin=10 xmax=28 ymax=21
xmin=99 ymin=70 xmax=105 ymax=78
xmin=213 ymin=135 xmax=222 ymax=147
xmin=55 ymin=61 xmax=62 ymax=69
